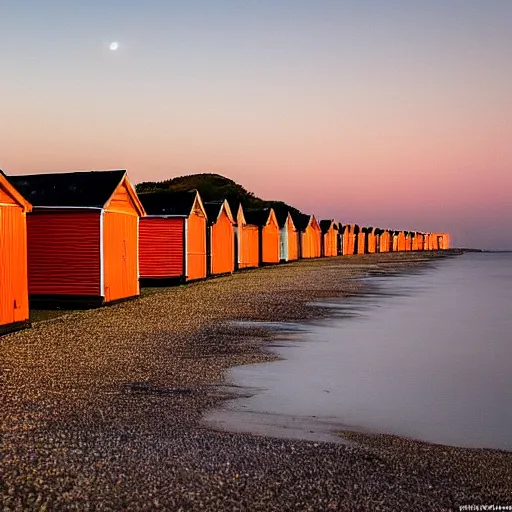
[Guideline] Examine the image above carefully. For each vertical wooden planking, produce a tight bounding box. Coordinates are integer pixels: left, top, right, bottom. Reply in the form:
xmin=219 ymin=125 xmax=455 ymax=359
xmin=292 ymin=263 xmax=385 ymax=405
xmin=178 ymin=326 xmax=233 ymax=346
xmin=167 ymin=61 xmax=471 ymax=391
xmin=186 ymin=212 xmax=207 ymax=280
xmin=103 ymin=211 xmax=139 ymax=302
xmin=210 ymin=209 xmax=235 ymax=275
xmin=0 ymin=206 xmax=29 ymax=326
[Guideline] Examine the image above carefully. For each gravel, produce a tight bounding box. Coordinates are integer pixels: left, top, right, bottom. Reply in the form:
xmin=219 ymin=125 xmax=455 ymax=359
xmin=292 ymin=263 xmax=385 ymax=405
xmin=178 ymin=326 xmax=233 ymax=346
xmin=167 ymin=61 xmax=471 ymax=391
xmin=2 ymin=251 xmax=509 ymax=511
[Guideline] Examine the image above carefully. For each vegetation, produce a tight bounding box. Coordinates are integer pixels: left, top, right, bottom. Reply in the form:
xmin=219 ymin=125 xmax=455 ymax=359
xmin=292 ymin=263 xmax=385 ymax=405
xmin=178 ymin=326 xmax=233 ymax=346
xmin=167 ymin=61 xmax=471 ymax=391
xmin=136 ymin=173 xmax=303 ymax=216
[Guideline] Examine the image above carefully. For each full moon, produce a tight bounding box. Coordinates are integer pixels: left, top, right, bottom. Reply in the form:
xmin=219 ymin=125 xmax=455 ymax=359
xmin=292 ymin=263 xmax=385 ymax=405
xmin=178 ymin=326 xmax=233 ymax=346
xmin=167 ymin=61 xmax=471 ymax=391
xmin=109 ymin=41 xmax=119 ymax=51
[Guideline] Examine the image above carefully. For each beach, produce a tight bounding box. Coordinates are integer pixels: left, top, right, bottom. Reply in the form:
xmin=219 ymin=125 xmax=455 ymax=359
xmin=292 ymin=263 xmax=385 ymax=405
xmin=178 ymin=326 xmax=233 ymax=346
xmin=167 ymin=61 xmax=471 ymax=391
xmin=2 ymin=251 xmax=511 ymax=511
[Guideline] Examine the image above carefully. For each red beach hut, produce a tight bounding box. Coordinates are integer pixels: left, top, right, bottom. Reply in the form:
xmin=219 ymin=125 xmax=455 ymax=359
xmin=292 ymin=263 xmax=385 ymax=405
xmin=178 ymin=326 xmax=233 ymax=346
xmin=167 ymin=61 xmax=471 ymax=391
xmin=138 ymin=190 xmax=207 ymax=283
xmin=7 ymin=170 xmax=145 ymax=307
xmin=204 ymin=200 xmax=235 ymax=276
xmin=0 ymin=171 xmax=32 ymax=334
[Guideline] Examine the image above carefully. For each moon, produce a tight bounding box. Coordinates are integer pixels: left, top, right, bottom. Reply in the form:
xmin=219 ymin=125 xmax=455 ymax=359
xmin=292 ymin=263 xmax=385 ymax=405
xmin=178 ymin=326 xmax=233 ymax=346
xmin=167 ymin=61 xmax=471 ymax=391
xmin=109 ymin=41 xmax=119 ymax=51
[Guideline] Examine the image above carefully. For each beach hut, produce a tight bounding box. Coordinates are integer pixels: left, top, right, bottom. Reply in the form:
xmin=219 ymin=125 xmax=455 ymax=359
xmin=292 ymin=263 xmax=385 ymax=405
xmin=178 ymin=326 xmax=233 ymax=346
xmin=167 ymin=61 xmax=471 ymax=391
xmin=427 ymin=233 xmax=439 ymax=251
xmin=411 ymin=232 xmax=420 ymax=251
xmin=274 ymin=209 xmax=298 ymax=262
xmin=138 ymin=190 xmax=207 ymax=283
xmin=391 ymin=231 xmax=398 ymax=252
xmin=342 ymin=225 xmax=355 ymax=256
xmin=357 ymin=227 xmax=368 ymax=255
xmin=335 ymin=222 xmax=343 ymax=255
xmin=293 ymin=213 xmax=322 ymax=259
xmin=204 ymin=200 xmax=235 ymax=276
xmin=7 ymin=170 xmax=144 ymax=308
xmin=423 ymin=233 xmax=431 ymax=251
xmin=439 ymin=233 xmax=450 ymax=250
xmin=397 ymin=231 xmax=406 ymax=252
xmin=228 ymin=202 xmax=259 ymax=270
xmin=244 ymin=208 xmax=280 ymax=265
xmin=367 ymin=228 xmax=377 ymax=254
xmin=373 ymin=228 xmax=381 ymax=252
xmin=0 ymin=172 xmax=32 ymax=334
xmin=415 ymin=233 xmax=424 ymax=251
xmin=405 ymin=232 xmax=412 ymax=251
xmin=384 ymin=229 xmax=392 ymax=252
xmin=374 ymin=228 xmax=383 ymax=253
xmin=319 ymin=219 xmax=338 ymax=257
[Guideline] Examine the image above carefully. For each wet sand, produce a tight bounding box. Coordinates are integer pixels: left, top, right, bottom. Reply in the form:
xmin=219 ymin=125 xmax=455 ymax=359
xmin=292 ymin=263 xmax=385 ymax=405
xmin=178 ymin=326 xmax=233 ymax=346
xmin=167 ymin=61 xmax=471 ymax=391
xmin=2 ymin=251 xmax=511 ymax=511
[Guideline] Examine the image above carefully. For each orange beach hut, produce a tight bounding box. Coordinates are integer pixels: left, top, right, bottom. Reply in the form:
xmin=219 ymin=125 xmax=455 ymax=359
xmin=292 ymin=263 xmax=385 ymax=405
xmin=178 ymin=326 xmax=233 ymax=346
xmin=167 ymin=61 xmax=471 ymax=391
xmin=415 ymin=233 xmax=425 ymax=251
xmin=357 ymin=226 xmax=367 ymax=255
xmin=374 ymin=229 xmax=384 ymax=252
xmin=204 ymin=200 xmax=235 ymax=276
xmin=342 ymin=225 xmax=355 ymax=256
xmin=7 ymin=170 xmax=145 ymax=308
xmin=397 ymin=231 xmax=406 ymax=252
xmin=228 ymin=202 xmax=259 ymax=270
xmin=293 ymin=213 xmax=322 ymax=259
xmin=319 ymin=219 xmax=338 ymax=257
xmin=138 ymin=190 xmax=207 ymax=283
xmin=274 ymin=209 xmax=298 ymax=262
xmin=366 ymin=228 xmax=377 ymax=254
xmin=245 ymin=208 xmax=280 ymax=265
xmin=405 ymin=232 xmax=412 ymax=251
xmin=0 ymin=171 xmax=32 ymax=334
xmin=439 ymin=233 xmax=450 ymax=249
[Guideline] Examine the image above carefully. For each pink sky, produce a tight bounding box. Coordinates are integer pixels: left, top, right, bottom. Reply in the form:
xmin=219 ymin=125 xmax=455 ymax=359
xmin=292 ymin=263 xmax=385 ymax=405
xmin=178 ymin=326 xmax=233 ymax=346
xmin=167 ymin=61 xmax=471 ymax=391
xmin=1 ymin=1 xmax=511 ymax=249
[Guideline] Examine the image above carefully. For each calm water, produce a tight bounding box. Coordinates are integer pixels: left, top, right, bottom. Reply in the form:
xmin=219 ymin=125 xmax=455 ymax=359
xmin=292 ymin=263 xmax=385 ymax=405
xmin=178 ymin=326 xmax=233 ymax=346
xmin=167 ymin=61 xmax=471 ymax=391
xmin=204 ymin=253 xmax=512 ymax=450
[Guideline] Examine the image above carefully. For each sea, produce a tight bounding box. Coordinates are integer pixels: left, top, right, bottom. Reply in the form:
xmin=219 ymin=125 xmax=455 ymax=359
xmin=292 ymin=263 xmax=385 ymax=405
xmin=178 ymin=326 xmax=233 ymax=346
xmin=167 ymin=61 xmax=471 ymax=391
xmin=204 ymin=252 xmax=512 ymax=451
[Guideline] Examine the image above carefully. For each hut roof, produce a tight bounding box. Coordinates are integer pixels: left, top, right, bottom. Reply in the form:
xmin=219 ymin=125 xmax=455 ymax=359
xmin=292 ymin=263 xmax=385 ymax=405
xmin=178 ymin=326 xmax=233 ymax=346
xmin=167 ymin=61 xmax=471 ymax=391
xmin=138 ymin=190 xmax=203 ymax=216
xmin=319 ymin=219 xmax=337 ymax=234
xmin=244 ymin=208 xmax=273 ymax=227
xmin=204 ymin=200 xmax=234 ymax=225
xmin=268 ymin=205 xmax=289 ymax=228
xmin=0 ymin=171 xmax=33 ymax=212
xmin=225 ymin=199 xmax=241 ymax=216
xmin=291 ymin=212 xmax=311 ymax=231
xmin=6 ymin=170 xmax=134 ymax=209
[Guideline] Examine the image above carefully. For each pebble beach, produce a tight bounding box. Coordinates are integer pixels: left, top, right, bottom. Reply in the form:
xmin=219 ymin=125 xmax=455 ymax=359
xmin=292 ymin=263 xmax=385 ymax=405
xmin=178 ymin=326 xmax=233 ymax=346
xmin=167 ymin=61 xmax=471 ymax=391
xmin=2 ymin=252 xmax=511 ymax=511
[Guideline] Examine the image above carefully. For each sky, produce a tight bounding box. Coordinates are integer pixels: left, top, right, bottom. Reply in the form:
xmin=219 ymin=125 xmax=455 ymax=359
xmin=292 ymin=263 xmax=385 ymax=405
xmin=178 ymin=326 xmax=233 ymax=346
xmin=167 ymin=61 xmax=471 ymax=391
xmin=1 ymin=0 xmax=511 ymax=250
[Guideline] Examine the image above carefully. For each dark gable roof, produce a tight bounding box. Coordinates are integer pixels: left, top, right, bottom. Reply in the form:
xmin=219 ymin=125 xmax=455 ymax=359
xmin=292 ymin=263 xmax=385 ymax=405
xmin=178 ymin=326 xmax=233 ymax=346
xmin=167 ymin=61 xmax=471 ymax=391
xmin=204 ymin=201 xmax=229 ymax=225
xmin=225 ymin=199 xmax=241 ymax=218
xmin=6 ymin=170 xmax=126 ymax=208
xmin=138 ymin=190 xmax=197 ymax=216
xmin=273 ymin=208 xmax=289 ymax=228
xmin=244 ymin=208 xmax=271 ymax=227
xmin=291 ymin=212 xmax=311 ymax=231
xmin=319 ymin=219 xmax=335 ymax=234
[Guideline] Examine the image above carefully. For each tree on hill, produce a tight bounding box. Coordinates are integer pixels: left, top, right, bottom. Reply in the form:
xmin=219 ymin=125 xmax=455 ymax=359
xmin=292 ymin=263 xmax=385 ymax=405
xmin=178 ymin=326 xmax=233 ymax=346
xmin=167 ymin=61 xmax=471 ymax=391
xmin=136 ymin=173 xmax=302 ymax=216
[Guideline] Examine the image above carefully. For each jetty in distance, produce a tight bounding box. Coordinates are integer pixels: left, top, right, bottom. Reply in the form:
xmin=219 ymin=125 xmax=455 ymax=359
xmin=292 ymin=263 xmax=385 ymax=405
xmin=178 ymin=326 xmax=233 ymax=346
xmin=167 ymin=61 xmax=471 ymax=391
xmin=0 ymin=169 xmax=449 ymax=336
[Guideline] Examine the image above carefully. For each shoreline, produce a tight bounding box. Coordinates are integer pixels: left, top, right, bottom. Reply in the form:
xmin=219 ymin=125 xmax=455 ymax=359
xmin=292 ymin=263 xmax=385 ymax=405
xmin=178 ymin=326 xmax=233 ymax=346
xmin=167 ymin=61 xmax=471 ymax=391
xmin=3 ymin=250 xmax=511 ymax=511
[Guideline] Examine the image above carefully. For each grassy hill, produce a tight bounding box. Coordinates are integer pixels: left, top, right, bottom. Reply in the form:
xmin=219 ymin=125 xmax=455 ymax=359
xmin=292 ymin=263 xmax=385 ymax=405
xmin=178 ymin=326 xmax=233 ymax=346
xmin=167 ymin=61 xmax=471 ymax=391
xmin=136 ymin=173 xmax=303 ymax=216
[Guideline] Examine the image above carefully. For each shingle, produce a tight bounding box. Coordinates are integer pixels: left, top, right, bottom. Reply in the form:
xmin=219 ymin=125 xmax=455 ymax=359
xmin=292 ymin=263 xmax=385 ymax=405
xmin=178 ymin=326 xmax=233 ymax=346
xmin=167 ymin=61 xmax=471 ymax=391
xmin=138 ymin=190 xmax=197 ymax=216
xmin=244 ymin=208 xmax=271 ymax=227
xmin=6 ymin=170 xmax=126 ymax=208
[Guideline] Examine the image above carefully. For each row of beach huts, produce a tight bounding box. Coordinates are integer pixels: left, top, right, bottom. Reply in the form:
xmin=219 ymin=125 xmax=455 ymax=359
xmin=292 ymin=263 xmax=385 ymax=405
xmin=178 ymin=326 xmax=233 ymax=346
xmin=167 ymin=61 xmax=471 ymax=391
xmin=0 ymin=169 xmax=450 ymax=335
